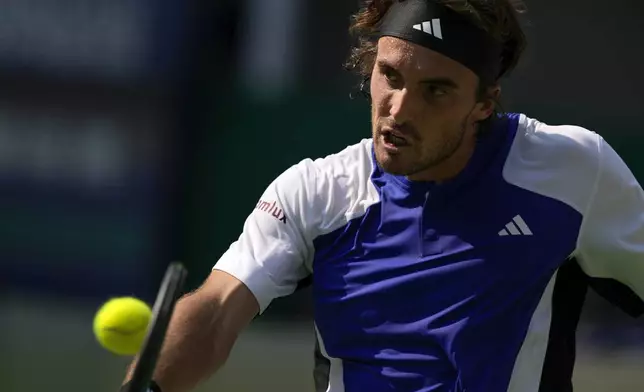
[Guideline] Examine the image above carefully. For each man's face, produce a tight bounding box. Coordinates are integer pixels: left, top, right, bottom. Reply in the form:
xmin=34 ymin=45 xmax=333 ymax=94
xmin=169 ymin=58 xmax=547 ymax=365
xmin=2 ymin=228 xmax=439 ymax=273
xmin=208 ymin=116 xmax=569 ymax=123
xmin=371 ymin=36 xmax=491 ymax=180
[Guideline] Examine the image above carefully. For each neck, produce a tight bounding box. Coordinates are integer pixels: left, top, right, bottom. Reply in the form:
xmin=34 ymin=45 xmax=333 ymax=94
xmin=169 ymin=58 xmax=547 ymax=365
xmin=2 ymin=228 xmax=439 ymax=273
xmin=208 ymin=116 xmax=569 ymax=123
xmin=406 ymin=130 xmax=478 ymax=183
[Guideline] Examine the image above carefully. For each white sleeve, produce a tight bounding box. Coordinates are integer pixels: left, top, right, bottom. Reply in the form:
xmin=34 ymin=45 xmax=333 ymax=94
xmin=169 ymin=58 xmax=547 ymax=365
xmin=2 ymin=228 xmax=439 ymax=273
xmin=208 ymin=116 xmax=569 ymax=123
xmin=213 ymin=159 xmax=320 ymax=313
xmin=576 ymin=136 xmax=644 ymax=301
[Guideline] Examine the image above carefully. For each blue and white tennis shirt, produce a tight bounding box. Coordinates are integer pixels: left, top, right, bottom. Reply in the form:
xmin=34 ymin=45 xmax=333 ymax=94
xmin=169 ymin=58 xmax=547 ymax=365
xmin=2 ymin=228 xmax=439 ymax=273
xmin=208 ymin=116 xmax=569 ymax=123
xmin=214 ymin=113 xmax=644 ymax=392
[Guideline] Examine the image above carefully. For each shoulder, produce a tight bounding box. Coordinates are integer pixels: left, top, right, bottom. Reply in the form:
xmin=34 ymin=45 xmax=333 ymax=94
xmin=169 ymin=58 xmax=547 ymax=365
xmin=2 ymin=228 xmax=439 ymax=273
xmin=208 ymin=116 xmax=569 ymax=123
xmin=502 ymin=114 xmax=603 ymax=213
xmin=276 ymin=139 xmax=378 ymax=233
xmin=311 ymin=138 xmax=379 ymax=229
xmin=509 ymin=114 xmax=602 ymax=166
xmin=273 ymin=139 xmax=373 ymax=191
xmin=307 ymin=138 xmax=374 ymax=178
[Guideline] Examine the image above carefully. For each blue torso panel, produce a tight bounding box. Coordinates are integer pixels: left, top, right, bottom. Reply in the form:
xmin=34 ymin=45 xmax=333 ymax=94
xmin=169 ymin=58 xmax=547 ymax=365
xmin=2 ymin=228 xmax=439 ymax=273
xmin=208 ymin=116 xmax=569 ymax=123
xmin=312 ymin=115 xmax=582 ymax=392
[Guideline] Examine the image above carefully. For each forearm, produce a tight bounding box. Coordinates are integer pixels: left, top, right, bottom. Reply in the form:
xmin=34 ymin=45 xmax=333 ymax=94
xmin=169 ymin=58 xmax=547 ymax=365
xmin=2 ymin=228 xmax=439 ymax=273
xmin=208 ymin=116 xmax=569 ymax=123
xmin=123 ymin=290 xmax=234 ymax=392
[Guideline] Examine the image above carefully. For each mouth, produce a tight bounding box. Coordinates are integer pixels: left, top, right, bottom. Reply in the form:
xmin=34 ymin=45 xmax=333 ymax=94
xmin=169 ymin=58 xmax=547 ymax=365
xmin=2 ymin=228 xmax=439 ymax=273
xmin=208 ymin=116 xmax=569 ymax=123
xmin=380 ymin=128 xmax=410 ymax=150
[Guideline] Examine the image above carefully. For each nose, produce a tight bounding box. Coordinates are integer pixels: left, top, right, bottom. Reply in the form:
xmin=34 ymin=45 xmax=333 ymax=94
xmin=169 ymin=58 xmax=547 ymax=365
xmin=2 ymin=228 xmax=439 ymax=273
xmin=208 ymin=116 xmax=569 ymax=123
xmin=388 ymin=88 xmax=412 ymax=124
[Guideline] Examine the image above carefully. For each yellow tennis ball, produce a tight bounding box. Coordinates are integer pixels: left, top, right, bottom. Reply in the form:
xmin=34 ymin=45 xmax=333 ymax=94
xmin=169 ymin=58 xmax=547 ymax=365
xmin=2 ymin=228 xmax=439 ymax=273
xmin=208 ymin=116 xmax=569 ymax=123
xmin=93 ymin=297 xmax=152 ymax=356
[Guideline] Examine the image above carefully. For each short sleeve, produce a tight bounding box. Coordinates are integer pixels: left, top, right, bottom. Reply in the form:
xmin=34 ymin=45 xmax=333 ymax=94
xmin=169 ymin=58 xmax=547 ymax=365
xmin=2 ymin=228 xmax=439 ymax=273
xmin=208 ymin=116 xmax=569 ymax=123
xmin=213 ymin=159 xmax=320 ymax=313
xmin=576 ymin=136 xmax=644 ymax=301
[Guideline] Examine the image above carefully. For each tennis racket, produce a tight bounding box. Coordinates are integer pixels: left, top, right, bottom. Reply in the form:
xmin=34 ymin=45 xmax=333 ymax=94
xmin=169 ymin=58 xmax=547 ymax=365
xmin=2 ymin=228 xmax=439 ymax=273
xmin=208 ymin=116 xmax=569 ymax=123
xmin=123 ymin=262 xmax=188 ymax=392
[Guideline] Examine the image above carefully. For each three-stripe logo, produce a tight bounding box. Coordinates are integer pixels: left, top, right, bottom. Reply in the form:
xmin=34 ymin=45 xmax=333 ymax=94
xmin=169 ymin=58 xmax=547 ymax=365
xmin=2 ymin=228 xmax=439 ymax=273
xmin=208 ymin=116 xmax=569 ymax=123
xmin=498 ymin=215 xmax=533 ymax=236
xmin=412 ymin=19 xmax=443 ymax=39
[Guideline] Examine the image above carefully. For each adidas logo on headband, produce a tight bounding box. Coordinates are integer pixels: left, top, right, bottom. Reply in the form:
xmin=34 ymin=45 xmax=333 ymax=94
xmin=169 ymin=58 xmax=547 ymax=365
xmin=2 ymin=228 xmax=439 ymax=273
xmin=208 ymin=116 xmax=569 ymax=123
xmin=378 ymin=0 xmax=502 ymax=82
xmin=412 ymin=19 xmax=443 ymax=39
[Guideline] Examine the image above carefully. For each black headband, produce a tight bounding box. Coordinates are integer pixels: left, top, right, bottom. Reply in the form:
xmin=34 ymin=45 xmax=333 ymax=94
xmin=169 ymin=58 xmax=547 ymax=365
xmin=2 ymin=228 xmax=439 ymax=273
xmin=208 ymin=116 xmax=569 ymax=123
xmin=376 ymin=0 xmax=503 ymax=84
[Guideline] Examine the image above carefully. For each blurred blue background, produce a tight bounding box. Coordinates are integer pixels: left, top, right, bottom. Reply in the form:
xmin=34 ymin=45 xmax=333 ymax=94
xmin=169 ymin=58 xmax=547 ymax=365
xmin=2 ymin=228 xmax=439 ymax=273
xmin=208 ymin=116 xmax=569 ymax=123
xmin=1 ymin=0 xmax=643 ymax=391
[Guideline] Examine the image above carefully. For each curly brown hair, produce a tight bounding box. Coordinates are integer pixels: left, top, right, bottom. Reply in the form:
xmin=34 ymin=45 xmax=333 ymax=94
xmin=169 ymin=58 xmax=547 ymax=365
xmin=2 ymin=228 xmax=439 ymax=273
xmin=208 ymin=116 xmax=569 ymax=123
xmin=345 ymin=0 xmax=528 ymax=92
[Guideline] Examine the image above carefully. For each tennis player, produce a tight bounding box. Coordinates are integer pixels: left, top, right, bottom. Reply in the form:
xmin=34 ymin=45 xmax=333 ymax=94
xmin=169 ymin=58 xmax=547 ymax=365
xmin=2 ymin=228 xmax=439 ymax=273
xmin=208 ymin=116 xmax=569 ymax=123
xmin=121 ymin=0 xmax=644 ymax=391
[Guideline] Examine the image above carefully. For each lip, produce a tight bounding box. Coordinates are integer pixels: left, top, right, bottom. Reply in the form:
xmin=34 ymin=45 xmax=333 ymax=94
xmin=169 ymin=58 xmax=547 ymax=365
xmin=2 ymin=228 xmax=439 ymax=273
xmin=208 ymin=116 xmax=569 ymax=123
xmin=380 ymin=133 xmax=405 ymax=153
xmin=381 ymin=127 xmax=410 ymax=143
xmin=380 ymin=127 xmax=411 ymax=153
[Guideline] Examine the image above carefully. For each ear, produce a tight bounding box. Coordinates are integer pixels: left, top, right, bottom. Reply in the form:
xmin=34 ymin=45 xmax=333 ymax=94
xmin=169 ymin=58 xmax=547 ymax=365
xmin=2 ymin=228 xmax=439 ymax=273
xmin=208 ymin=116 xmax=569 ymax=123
xmin=471 ymin=85 xmax=501 ymax=122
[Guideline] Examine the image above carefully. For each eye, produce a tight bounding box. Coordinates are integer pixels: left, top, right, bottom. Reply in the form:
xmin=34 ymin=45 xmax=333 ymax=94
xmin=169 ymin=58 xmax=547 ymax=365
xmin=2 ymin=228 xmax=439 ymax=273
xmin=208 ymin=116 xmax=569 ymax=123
xmin=423 ymin=84 xmax=449 ymax=102
xmin=381 ymin=66 xmax=401 ymax=86
xmin=383 ymin=68 xmax=397 ymax=81
xmin=425 ymin=85 xmax=448 ymax=98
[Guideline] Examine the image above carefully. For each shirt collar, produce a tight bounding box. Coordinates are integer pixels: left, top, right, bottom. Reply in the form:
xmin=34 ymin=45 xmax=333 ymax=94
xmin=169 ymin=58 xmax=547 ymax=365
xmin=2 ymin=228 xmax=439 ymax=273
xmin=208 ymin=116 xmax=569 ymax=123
xmin=379 ymin=113 xmax=520 ymax=197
